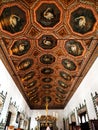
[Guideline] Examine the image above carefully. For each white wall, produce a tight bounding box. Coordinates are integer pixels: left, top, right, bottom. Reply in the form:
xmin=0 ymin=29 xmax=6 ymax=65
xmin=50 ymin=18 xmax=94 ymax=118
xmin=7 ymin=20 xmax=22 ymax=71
xmin=0 ymin=59 xmax=31 ymax=126
xmin=30 ymin=109 xmax=64 ymax=130
xmin=64 ymin=57 xmax=98 ymax=124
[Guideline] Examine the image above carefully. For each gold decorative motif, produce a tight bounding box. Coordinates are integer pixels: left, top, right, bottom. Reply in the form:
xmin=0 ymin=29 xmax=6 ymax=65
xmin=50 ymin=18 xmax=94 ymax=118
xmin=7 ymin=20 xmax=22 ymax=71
xmin=43 ymin=8 xmax=54 ymax=20
xmin=75 ymin=16 xmax=86 ymax=29
xmin=9 ymin=14 xmax=20 ymax=28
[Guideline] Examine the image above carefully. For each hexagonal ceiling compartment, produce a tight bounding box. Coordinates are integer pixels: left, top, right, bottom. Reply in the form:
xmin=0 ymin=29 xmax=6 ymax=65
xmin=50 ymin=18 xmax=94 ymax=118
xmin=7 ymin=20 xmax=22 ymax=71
xmin=0 ymin=0 xmax=98 ymax=109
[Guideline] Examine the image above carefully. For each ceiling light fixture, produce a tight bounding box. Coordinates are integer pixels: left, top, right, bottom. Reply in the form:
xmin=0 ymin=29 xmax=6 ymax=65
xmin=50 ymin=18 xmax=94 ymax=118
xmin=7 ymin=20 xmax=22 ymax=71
xmin=35 ymin=98 xmax=58 ymax=124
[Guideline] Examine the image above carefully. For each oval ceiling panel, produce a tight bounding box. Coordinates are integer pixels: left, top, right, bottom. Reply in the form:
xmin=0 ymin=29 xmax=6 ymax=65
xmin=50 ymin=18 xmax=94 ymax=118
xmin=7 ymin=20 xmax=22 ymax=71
xmin=56 ymin=87 xmax=67 ymax=94
xmin=22 ymin=71 xmax=35 ymax=81
xmin=65 ymin=39 xmax=84 ymax=56
xmin=26 ymin=87 xmax=38 ymax=95
xmin=38 ymin=35 xmax=57 ymax=49
xmin=42 ymin=84 xmax=52 ymax=89
xmin=70 ymin=7 xmax=96 ymax=34
xmin=42 ymin=96 xmax=52 ymax=103
xmin=40 ymin=54 xmax=55 ymax=64
xmin=11 ymin=39 xmax=30 ymax=56
xmin=36 ymin=3 xmax=60 ymax=27
xmin=55 ymin=98 xmax=63 ymax=103
xmin=62 ymin=59 xmax=76 ymax=71
xmin=0 ymin=5 xmax=26 ymax=34
xmin=41 ymin=67 xmax=54 ymax=74
xmin=33 ymin=99 xmax=39 ymax=103
xmin=18 ymin=58 xmax=33 ymax=70
xmin=58 ymin=80 xmax=68 ymax=89
xmin=44 ymin=90 xmax=51 ymax=94
xmin=42 ymin=77 xmax=52 ymax=83
xmin=26 ymin=80 xmax=37 ymax=88
xmin=60 ymin=71 xmax=71 ymax=81
xmin=30 ymin=94 xmax=38 ymax=100
xmin=56 ymin=93 xmax=65 ymax=99
xmin=32 ymin=97 xmax=39 ymax=103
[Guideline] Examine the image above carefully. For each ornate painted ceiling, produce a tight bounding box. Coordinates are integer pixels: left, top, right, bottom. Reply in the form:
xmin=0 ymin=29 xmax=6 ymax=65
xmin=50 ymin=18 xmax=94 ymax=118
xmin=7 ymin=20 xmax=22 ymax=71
xmin=0 ymin=0 xmax=98 ymax=109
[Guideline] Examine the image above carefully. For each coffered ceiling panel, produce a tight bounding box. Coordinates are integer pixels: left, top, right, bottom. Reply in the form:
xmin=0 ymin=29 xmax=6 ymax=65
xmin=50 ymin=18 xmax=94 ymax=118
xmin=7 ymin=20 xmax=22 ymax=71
xmin=0 ymin=0 xmax=98 ymax=109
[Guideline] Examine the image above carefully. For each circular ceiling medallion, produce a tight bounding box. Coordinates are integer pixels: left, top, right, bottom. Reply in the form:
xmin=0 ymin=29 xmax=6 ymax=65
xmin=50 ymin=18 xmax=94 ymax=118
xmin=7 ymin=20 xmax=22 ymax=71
xmin=43 ymin=96 xmax=52 ymax=103
xmin=42 ymin=84 xmax=52 ymax=89
xmin=0 ymin=6 xmax=26 ymax=34
xmin=65 ymin=40 xmax=84 ymax=56
xmin=62 ymin=59 xmax=76 ymax=71
xmin=41 ymin=67 xmax=54 ymax=74
xmin=70 ymin=7 xmax=96 ymax=34
xmin=60 ymin=71 xmax=71 ymax=81
xmin=18 ymin=58 xmax=33 ymax=70
xmin=22 ymin=71 xmax=35 ymax=81
xmin=42 ymin=77 xmax=52 ymax=83
xmin=38 ymin=35 xmax=57 ymax=49
xmin=56 ymin=87 xmax=66 ymax=94
xmin=26 ymin=80 xmax=37 ymax=88
xmin=58 ymin=80 xmax=68 ymax=89
xmin=11 ymin=39 xmax=30 ymax=56
xmin=36 ymin=3 xmax=60 ymax=27
xmin=40 ymin=54 xmax=55 ymax=64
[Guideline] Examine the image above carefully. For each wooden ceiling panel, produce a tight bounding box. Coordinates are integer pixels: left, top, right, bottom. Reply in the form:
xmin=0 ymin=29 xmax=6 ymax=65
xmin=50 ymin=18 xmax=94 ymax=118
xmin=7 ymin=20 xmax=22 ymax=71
xmin=0 ymin=0 xmax=98 ymax=109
